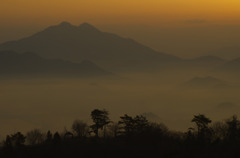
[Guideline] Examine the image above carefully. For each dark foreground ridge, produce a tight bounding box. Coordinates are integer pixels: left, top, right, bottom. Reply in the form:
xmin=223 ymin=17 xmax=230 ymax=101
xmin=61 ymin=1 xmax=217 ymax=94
xmin=1 ymin=109 xmax=240 ymax=158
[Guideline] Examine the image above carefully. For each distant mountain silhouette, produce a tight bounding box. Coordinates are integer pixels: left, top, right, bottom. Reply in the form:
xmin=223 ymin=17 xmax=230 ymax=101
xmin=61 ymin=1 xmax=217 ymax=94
xmin=216 ymin=57 xmax=240 ymax=73
xmin=184 ymin=76 xmax=227 ymax=88
xmin=191 ymin=55 xmax=226 ymax=63
xmin=0 ymin=51 xmax=111 ymax=77
xmin=181 ymin=55 xmax=227 ymax=69
xmin=141 ymin=112 xmax=161 ymax=122
xmin=166 ymin=55 xmax=227 ymax=72
xmin=211 ymin=46 xmax=240 ymax=60
xmin=0 ymin=22 xmax=180 ymax=71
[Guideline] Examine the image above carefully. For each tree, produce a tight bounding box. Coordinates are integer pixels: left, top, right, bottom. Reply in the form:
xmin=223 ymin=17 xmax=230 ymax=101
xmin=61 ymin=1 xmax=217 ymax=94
xmin=118 ymin=114 xmax=134 ymax=135
xmin=4 ymin=135 xmax=12 ymax=148
xmin=134 ymin=115 xmax=149 ymax=132
xmin=90 ymin=109 xmax=110 ymax=137
xmin=46 ymin=130 xmax=53 ymax=143
xmin=53 ymin=132 xmax=61 ymax=144
xmin=107 ymin=122 xmax=120 ymax=138
xmin=226 ymin=115 xmax=240 ymax=141
xmin=148 ymin=122 xmax=168 ymax=135
xmin=26 ymin=129 xmax=44 ymax=145
xmin=8 ymin=132 xmax=26 ymax=147
xmin=72 ymin=120 xmax=89 ymax=138
xmin=211 ymin=121 xmax=228 ymax=141
xmin=191 ymin=114 xmax=212 ymax=141
xmin=118 ymin=114 xmax=149 ymax=135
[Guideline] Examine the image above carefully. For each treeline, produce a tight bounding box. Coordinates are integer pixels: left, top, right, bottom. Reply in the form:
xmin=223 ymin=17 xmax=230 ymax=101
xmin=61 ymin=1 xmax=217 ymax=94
xmin=1 ymin=109 xmax=240 ymax=158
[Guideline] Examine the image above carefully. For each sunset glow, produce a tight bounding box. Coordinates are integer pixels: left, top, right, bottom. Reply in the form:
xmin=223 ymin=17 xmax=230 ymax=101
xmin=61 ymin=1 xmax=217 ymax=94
xmin=1 ymin=0 xmax=240 ymax=25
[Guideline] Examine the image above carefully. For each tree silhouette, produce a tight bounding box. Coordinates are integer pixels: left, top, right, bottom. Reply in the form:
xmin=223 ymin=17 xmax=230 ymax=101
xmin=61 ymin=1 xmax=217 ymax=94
xmin=64 ymin=132 xmax=74 ymax=139
xmin=4 ymin=135 xmax=12 ymax=148
xmin=46 ymin=130 xmax=53 ymax=143
xmin=191 ymin=114 xmax=212 ymax=142
xmin=226 ymin=115 xmax=240 ymax=141
xmin=90 ymin=109 xmax=110 ymax=137
xmin=2 ymin=111 xmax=240 ymax=157
xmin=118 ymin=114 xmax=134 ymax=135
xmin=7 ymin=132 xmax=26 ymax=147
xmin=53 ymin=132 xmax=61 ymax=144
xmin=107 ymin=122 xmax=120 ymax=138
xmin=72 ymin=120 xmax=89 ymax=138
xmin=210 ymin=121 xmax=228 ymax=141
xmin=134 ymin=115 xmax=149 ymax=132
xmin=118 ymin=114 xmax=149 ymax=135
xmin=26 ymin=129 xmax=44 ymax=145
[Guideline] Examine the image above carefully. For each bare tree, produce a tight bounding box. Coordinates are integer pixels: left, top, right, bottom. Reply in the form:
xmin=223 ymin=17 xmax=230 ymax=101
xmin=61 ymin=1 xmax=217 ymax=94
xmin=26 ymin=129 xmax=44 ymax=145
xmin=211 ymin=121 xmax=228 ymax=141
xmin=72 ymin=120 xmax=89 ymax=138
xmin=6 ymin=132 xmax=26 ymax=147
xmin=226 ymin=115 xmax=240 ymax=141
xmin=107 ymin=122 xmax=120 ymax=138
xmin=46 ymin=130 xmax=53 ymax=143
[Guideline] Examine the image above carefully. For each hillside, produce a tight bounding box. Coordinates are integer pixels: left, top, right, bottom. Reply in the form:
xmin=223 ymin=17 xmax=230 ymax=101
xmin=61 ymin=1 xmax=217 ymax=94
xmin=0 ymin=51 xmax=111 ymax=77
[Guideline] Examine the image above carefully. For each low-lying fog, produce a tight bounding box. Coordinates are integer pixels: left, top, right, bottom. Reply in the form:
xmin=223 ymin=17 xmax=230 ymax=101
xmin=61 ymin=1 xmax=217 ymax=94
xmin=1 ymin=70 xmax=240 ymax=139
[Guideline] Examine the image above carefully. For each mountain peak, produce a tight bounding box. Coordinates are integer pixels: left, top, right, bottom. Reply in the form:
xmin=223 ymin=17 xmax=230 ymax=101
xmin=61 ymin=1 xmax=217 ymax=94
xmin=79 ymin=23 xmax=100 ymax=32
xmin=58 ymin=21 xmax=73 ymax=27
xmin=42 ymin=21 xmax=76 ymax=32
xmin=0 ymin=22 xmax=180 ymax=72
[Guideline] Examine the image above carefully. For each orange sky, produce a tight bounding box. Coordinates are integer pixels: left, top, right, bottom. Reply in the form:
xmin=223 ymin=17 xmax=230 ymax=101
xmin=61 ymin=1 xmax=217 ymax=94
xmin=1 ymin=0 xmax=240 ymax=26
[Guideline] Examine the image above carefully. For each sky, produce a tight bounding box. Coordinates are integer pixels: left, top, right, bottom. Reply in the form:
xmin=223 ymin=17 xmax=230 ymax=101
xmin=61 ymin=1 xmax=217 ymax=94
xmin=1 ymin=0 xmax=240 ymax=58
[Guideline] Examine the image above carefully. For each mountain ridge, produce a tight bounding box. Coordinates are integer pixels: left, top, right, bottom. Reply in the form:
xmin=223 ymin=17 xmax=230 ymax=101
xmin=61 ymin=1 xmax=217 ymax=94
xmin=214 ymin=57 xmax=240 ymax=74
xmin=0 ymin=50 xmax=112 ymax=77
xmin=184 ymin=76 xmax=227 ymax=88
xmin=0 ymin=22 xmax=181 ymax=71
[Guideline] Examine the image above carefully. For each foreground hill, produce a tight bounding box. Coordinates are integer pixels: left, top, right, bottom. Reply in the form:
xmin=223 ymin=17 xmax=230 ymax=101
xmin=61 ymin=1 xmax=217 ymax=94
xmin=0 ymin=51 xmax=111 ymax=77
xmin=0 ymin=22 xmax=181 ymax=71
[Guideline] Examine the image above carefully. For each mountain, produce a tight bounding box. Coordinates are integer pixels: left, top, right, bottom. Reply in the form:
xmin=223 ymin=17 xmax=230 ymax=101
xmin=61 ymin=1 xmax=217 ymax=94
xmin=184 ymin=76 xmax=227 ymax=88
xmin=210 ymin=46 xmax=240 ymax=60
xmin=0 ymin=22 xmax=181 ymax=71
xmin=141 ymin=112 xmax=161 ymax=122
xmin=167 ymin=55 xmax=227 ymax=72
xmin=191 ymin=55 xmax=226 ymax=63
xmin=182 ymin=55 xmax=226 ymax=69
xmin=0 ymin=51 xmax=111 ymax=77
xmin=216 ymin=57 xmax=240 ymax=73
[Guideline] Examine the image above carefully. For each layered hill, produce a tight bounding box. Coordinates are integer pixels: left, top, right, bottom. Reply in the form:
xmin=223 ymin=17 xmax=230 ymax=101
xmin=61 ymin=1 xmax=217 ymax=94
xmin=0 ymin=51 xmax=111 ymax=77
xmin=216 ymin=57 xmax=240 ymax=73
xmin=184 ymin=76 xmax=227 ymax=88
xmin=190 ymin=55 xmax=225 ymax=64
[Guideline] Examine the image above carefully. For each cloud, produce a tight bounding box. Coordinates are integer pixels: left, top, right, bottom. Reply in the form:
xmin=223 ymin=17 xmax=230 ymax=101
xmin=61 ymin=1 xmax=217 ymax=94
xmin=185 ymin=19 xmax=208 ymax=24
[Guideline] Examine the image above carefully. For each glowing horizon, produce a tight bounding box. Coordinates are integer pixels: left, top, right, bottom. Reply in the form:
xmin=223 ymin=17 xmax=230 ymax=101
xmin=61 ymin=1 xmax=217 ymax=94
xmin=1 ymin=0 xmax=240 ymax=26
